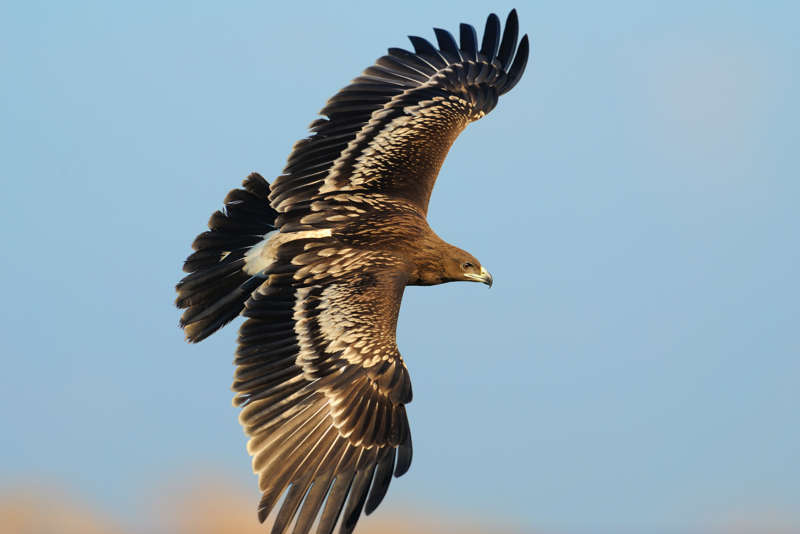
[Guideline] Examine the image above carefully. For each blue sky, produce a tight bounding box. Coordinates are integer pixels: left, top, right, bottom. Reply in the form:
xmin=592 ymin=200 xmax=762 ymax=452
xmin=1 ymin=1 xmax=798 ymax=533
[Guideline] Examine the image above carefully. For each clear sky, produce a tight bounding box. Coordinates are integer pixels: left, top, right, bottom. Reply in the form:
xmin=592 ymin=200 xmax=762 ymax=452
xmin=1 ymin=1 xmax=798 ymax=533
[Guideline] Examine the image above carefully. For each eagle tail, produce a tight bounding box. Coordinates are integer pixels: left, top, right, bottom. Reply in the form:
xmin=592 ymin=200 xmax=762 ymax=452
xmin=176 ymin=172 xmax=277 ymax=343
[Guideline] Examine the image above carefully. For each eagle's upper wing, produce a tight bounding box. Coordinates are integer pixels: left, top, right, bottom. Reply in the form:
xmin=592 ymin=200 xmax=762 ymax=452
xmin=269 ymin=10 xmax=529 ymax=221
xmin=235 ymin=243 xmax=412 ymax=534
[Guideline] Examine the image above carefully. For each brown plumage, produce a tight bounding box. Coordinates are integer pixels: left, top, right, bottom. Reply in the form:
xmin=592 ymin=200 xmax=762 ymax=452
xmin=176 ymin=10 xmax=529 ymax=534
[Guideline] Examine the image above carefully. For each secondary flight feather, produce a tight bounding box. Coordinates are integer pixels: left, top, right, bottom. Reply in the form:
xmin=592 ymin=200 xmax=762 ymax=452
xmin=176 ymin=10 xmax=530 ymax=534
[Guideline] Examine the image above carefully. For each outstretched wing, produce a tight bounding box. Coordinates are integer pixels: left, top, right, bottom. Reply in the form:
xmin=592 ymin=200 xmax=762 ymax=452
xmin=235 ymin=241 xmax=412 ymax=534
xmin=269 ymin=10 xmax=529 ymax=222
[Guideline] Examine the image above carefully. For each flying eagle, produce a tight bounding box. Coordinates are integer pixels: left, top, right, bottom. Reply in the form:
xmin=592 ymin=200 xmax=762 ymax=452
xmin=176 ymin=10 xmax=529 ymax=534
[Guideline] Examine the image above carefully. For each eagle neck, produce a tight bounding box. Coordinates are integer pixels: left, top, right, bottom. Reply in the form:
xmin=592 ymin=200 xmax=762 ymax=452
xmin=404 ymin=227 xmax=458 ymax=286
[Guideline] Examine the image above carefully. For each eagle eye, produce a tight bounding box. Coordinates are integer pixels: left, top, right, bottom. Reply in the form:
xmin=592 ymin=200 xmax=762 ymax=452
xmin=462 ymin=261 xmax=474 ymax=270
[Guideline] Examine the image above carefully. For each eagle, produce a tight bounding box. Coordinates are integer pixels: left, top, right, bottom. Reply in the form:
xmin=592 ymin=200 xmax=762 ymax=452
xmin=176 ymin=10 xmax=529 ymax=534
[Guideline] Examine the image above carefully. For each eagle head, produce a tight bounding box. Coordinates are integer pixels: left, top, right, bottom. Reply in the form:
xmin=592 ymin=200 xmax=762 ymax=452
xmin=443 ymin=248 xmax=493 ymax=287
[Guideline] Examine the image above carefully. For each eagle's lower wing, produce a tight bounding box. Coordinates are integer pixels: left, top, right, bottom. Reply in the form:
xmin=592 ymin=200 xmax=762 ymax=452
xmin=234 ymin=246 xmax=412 ymax=534
xmin=269 ymin=10 xmax=529 ymax=221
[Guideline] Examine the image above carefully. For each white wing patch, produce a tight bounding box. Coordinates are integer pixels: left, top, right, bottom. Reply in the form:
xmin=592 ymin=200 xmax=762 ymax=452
xmin=243 ymin=229 xmax=332 ymax=276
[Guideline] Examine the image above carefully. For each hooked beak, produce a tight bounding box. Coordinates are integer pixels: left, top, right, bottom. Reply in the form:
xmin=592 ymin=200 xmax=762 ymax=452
xmin=465 ymin=266 xmax=493 ymax=288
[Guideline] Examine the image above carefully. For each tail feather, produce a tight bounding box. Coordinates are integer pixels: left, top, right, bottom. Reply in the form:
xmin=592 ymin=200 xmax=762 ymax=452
xmin=177 ymin=172 xmax=277 ymax=343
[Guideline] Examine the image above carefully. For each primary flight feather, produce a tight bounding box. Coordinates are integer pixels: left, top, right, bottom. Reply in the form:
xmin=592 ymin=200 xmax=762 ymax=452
xmin=176 ymin=9 xmax=530 ymax=534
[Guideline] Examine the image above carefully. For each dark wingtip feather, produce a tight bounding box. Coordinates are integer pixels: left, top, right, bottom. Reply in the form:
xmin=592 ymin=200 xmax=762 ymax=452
xmin=407 ymin=35 xmax=447 ymax=68
xmin=394 ymin=433 xmax=412 ymax=477
xmin=292 ymin=475 xmax=334 ymax=534
xmin=459 ymin=23 xmax=478 ymax=61
xmin=433 ymin=28 xmax=461 ymax=62
xmin=316 ymin=471 xmax=355 ymax=534
xmin=496 ymin=9 xmax=519 ymax=68
xmin=500 ymin=33 xmax=530 ymax=94
xmin=480 ymin=13 xmax=501 ymax=61
xmin=257 ymin=487 xmax=280 ymax=523
xmin=271 ymin=481 xmax=311 ymax=534
xmin=364 ymin=448 xmax=396 ymax=515
xmin=340 ymin=464 xmax=376 ymax=534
